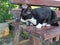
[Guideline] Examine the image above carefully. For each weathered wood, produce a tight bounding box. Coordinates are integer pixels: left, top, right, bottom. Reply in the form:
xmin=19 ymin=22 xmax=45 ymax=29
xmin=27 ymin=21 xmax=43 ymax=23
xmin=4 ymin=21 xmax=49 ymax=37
xmin=17 ymin=39 xmax=30 ymax=45
xmin=10 ymin=0 xmax=60 ymax=45
xmin=10 ymin=8 xmax=21 ymax=45
xmin=10 ymin=8 xmax=60 ymax=45
xmin=12 ymin=22 xmax=20 ymax=45
xmin=31 ymin=36 xmax=42 ymax=45
xmin=24 ymin=22 xmax=60 ymax=41
xmin=10 ymin=0 xmax=60 ymax=7
xmin=55 ymin=36 xmax=60 ymax=41
xmin=23 ymin=22 xmax=60 ymax=45
xmin=10 ymin=8 xmax=21 ymax=21
xmin=48 ymin=38 xmax=53 ymax=43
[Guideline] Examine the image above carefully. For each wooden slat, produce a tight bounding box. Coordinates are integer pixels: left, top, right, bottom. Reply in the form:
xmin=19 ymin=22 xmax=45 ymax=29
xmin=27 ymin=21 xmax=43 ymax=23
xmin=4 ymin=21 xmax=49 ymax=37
xmin=32 ymin=36 xmax=42 ymax=45
xmin=10 ymin=0 xmax=60 ymax=7
xmin=17 ymin=39 xmax=30 ymax=45
xmin=10 ymin=0 xmax=26 ymax=4
xmin=55 ymin=36 xmax=60 ymax=41
xmin=28 ymin=0 xmax=60 ymax=7
xmin=48 ymin=38 xmax=53 ymax=43
xmin=24 ymin=22 xmax=60 ymax=41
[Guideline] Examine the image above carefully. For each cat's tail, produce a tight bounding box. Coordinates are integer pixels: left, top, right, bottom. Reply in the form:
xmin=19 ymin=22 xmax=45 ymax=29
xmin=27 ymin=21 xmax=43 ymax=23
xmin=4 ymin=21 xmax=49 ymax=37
xmin=51 ymin=22 xmax=59 ymax=26
xmin=51 ymin=10 xmax=59 ymax=26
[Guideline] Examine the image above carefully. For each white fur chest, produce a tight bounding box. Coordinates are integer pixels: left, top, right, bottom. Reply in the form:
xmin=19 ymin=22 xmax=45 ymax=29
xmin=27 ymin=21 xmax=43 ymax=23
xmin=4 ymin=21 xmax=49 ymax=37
xmin=21 ymin=17 xmax=37 ymax=25
xmin=29 ymin=17 xmax=37 ymax=25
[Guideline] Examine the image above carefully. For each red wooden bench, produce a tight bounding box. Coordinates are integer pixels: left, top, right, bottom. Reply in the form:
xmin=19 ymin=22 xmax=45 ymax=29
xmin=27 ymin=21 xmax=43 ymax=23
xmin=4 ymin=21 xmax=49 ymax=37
xmin=10 ymin=0 xmax=60 ymax=7
xmin=23 ymin=22 xmax=60 ymax=45
xmin=10 ymin=0 xmax=60 ymax=45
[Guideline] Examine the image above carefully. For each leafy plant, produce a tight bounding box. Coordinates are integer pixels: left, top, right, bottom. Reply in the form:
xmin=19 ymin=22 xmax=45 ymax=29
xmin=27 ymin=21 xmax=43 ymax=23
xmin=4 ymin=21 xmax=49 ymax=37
xmin=21 ymin=32 xmax=29 ymax=39
xmin=0 ymin=0 xmax=18 ymax=23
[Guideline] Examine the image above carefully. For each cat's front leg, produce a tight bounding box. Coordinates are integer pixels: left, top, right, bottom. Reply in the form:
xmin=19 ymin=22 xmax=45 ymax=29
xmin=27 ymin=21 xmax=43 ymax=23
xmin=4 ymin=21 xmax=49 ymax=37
xmin=26 ymin=22 xmax=33 ymax=26
xmin=36 ymin=23 xmax=43 ymax=28
xmin=26 ymin=22 xmax=29 ymax=25
xmin=21 ymin=18 xmax=28 ymax=22
xmin=42 ymin=23 xmax=51 ymax=27
xmin=42 ymin=23 xmax=47 ymax=26
xmin=46 ymin=24 xmax=51 ymax=27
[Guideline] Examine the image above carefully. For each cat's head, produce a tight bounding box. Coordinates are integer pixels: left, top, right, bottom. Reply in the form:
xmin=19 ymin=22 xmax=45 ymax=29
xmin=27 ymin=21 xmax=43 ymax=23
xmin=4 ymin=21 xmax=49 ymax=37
xmin=20 ymin=11 xmax=32 ymax=22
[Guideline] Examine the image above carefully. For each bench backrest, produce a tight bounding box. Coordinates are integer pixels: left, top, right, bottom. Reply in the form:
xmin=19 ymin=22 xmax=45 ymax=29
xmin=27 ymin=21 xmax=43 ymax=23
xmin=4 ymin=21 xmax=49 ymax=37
xmin=10 ymin=0 xmax=60 ymax=41
xmin=10 ymin=0 xmax=60 ymax=17
xmin=10 ymin=0 xmax=60 ymax=7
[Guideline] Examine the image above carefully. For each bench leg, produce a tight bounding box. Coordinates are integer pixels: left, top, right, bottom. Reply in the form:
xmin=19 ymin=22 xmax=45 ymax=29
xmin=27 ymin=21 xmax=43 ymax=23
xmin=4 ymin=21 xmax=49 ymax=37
xmin=55 ymin=36 xmax=59 ymax=41
xmin=30 ymin=36 xmax=42 ymax=45
xmin=48 ymin=38 xmax=53 ymax=43
xmin=42 ymin=40 xmax=51 ymax=45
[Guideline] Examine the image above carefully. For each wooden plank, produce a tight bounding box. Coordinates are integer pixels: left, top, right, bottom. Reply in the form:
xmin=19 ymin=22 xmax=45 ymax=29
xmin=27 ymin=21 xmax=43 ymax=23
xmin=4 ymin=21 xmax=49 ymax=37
xmin=31 ymin=0 xmax=60 ymax=7
xmin=10 ymin=0 xmax=26 ymax=4
xmin=48 ymin=38 xmax=53 ymax=43
xmin=31 ymin=36 xmax=42 ymax=45
xmin=10 ymin=0 xmax=60 ymax=7
xmin=24 ymin=22 xmax=60 ymax=41
xmin=17 ymin=39 xmax=30 ymax=45
xmin=55 ymin=36 xmax=60 ymax=41
xmin=12 ymin=22 xmax=21 ymax=45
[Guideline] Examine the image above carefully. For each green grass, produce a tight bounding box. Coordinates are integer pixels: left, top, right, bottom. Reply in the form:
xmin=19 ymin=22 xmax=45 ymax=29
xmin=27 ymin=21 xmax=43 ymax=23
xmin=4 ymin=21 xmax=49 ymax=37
xmin=31 ymin=6 xmax=40 ymax=9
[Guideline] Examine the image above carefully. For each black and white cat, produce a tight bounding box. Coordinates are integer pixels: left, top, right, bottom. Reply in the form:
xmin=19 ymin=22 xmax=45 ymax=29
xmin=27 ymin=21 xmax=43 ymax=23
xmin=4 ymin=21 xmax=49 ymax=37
xmin=20 ymin=6 xmax=59 ymax=28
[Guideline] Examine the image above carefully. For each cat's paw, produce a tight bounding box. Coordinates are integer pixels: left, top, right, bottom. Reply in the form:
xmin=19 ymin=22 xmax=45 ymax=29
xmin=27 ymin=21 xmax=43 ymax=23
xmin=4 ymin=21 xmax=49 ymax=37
xmin=46 ymin=24 xmax=51 ymax=27
xmin=42 ymin=23 xmax=47 ymax=26
xmin=36 ymin=23 xmax=42 ymax=28
xmin=42 ymin=23 xmax=51 ymax=27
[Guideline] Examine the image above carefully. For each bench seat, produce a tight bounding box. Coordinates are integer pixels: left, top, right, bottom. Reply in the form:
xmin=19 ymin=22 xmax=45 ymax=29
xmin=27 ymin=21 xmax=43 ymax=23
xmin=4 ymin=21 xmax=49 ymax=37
xmin=24 ymin=22 xmax=60 ymax=40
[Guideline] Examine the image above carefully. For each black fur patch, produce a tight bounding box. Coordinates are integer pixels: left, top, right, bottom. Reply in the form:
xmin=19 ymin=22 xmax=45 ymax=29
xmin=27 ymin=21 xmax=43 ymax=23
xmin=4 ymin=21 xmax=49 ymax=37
xmin=20 ymin=6 xmax=59 ymax=26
